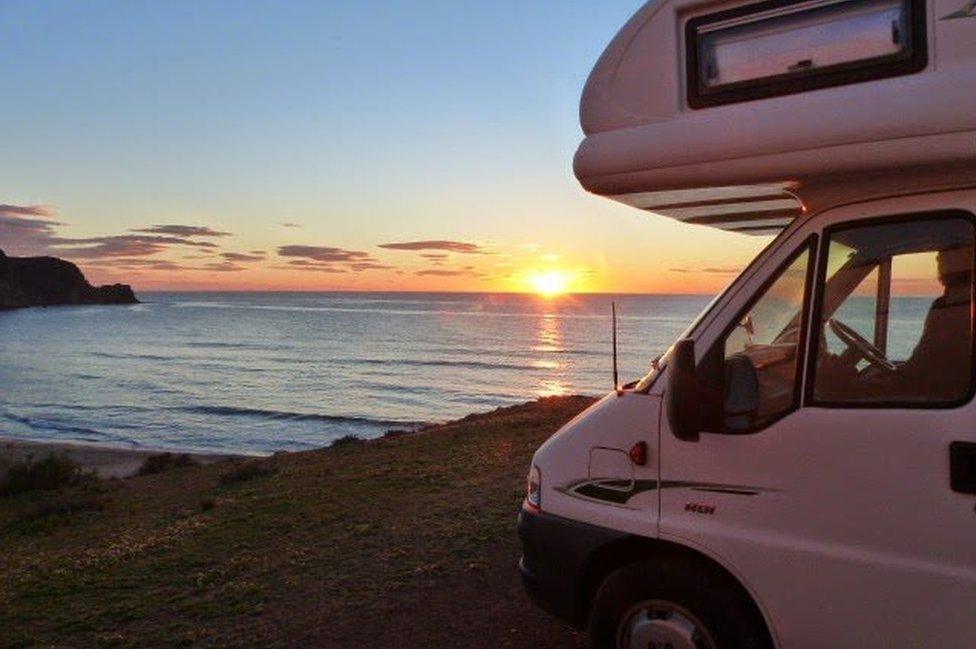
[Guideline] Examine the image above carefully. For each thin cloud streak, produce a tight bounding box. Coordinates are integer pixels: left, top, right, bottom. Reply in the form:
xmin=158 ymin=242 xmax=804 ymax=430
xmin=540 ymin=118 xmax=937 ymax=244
xmin=415 ymin=268 xmax=477 ymax=277
xmin=379 ymin=240 xmax=487 ymax=254
xmin=277 ymin=245 xmax=372 ymax=263
xmin=0 ymin=204 xmax=57 ymax=218
xmin=134 ymin=225 xmax=232 ymax=237
xmin=222 ymin=251 xmax=266 ymax=262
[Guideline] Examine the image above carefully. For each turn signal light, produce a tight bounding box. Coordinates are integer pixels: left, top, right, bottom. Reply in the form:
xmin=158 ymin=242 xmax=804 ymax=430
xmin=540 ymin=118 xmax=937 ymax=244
xmin=629 ymin=441 xmax=648 ymax=466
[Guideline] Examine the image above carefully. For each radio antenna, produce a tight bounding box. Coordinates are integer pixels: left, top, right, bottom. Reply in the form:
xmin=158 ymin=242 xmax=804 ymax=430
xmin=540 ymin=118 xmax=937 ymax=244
xmin=612 ymin=301 xmax=619 ymax=390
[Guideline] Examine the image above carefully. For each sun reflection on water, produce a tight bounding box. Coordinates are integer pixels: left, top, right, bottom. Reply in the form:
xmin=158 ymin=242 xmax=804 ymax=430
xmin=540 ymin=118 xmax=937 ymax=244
xmin=537 ymin=379 xmax=570 ymax=398
xmin=533 ymin=313 xmax=569 ymax=398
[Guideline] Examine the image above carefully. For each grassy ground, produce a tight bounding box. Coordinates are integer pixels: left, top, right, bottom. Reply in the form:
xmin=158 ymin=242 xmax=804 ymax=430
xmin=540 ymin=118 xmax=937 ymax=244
xmin=0 ymin=396 xmax=596 ymax=648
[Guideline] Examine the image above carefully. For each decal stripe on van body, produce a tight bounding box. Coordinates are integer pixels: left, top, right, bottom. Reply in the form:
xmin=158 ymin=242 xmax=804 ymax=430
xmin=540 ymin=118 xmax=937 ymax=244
xmin=558 ymin=479 xmax=779 ymax=505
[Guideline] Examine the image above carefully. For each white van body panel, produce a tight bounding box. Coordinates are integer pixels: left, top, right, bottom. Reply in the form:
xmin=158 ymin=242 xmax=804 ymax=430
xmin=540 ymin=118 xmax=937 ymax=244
xmin=658 ymin=190 xmax=976 ymax=648
xmin=536 ymin=391 xmax=661 ymax=538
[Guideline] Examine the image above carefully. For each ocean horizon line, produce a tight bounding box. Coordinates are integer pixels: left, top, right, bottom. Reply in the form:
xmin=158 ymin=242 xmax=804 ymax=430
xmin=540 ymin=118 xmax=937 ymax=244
xmin=135 ymin=288 xmax=716 ymax=297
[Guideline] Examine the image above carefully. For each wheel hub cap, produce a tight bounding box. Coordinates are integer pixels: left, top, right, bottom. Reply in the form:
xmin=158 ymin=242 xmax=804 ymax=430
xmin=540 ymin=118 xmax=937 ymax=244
xmin=617 ymin=601 xmax=716 ymax=649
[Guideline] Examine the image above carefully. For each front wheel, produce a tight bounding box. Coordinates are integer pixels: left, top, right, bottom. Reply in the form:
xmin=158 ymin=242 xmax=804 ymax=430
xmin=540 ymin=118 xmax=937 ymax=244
xmin=588 ymin=556 xmax=771 ymax=649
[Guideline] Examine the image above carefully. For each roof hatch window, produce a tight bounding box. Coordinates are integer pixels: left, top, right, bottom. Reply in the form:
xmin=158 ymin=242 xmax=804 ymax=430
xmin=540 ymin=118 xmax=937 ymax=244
xmin=686 ymin=0 xmax=927 ymax=108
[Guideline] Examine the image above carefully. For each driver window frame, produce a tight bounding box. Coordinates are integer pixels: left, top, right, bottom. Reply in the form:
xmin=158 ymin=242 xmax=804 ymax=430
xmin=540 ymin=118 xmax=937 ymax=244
xmin=803 ymin=209 xmax=976 ymax=410
xmin=698 ymin=234 xmax=819 ymax=435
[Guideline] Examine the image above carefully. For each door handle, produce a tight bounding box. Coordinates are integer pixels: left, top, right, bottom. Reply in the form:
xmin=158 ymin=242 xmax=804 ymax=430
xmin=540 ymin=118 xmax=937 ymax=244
xmin=950 ymin=442 xmax=976 ymax=495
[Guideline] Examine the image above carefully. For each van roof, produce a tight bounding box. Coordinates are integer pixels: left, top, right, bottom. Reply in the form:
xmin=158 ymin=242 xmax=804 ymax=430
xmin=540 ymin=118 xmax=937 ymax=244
xmin=575 ymin=0 xmax=976 ymax=235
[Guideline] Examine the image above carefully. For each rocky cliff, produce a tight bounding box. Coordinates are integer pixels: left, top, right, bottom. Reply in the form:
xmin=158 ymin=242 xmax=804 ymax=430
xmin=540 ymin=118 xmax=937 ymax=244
xmin=0 ymin=249 xmax=138 ymax=309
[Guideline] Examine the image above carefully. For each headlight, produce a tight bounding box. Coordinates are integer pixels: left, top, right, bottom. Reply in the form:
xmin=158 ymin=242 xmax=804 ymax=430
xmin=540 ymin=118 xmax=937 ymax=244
xmin=526 ymin=464 xmax=542 ymax=511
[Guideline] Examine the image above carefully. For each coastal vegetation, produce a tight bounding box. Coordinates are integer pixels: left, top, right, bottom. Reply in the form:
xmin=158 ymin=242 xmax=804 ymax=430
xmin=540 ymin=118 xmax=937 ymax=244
xmin=0 ymin=454 xmax=88 ymax=497
xmin=0 ymin=396 xmax=594 ymax=647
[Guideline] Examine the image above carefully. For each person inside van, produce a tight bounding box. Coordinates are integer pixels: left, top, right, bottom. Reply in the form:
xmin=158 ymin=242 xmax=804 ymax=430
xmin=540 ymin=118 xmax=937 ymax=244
xmin=879 ymin=245 xmax=973 ymax=399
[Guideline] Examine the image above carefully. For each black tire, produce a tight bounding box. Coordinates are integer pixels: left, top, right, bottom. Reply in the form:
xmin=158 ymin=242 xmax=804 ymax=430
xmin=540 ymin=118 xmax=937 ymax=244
xmin=587 ymin=554 xmax=772 ymax=649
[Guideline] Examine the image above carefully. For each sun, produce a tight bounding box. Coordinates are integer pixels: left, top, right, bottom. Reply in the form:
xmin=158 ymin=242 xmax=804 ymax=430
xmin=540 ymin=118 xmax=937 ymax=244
xmin=528 ymin=270 xmax=571 ymax=297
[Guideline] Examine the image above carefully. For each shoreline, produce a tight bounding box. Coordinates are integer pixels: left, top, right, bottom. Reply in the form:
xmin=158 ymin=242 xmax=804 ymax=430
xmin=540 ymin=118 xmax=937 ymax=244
xmin=0 ymin=396 xmax=595 ymax=480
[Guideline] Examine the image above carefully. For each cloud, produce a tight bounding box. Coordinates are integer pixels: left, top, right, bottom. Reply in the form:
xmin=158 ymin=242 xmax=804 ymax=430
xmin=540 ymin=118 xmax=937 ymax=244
xmin=53 ymin=234 xmax=218 ymax=259
xmin=85 ymin=257 xmax=248 ymax=273
xmin=133 ymin=225 xmax=231 ymax=237
xmin=0 ymin=204 xmax=64 ymax=255
xmin=199 ymin=261 xmax=245 ymax=272
xmin=0 ymin=215 xmax=61 ymax=249
xmin=702 ymin=267 xmax=741 ymax=274
xmin=0 ymin=204 xmax=57 ymax=218
xmin=379 ymin=240 xmax=486 ymax=254
xmin=277 ymin=245 xmax=372 ymax=263
xmin=0 ymin=203 xmax=231 ymax=264
xmin=221 ymin=251 xmax=266 ymax=262
xmin=415 ymin=269 xmax=476 ymax=277
xmin=275 ymin=245 xmax=393 ymax=272
xmin=670 ymin=266 xmax=741 ymax=274
xmin=348 ymin=261 xmax=394 ymax=272
xmin=83 ymin=258 xmax=187 ymax=271
xmin=276 ymin=259 xmax=347 ymax=273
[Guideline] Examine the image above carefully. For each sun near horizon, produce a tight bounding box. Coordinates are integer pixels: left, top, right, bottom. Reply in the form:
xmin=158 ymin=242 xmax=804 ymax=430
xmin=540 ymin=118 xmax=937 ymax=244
xmin=526 ymin=270 xmax=571 ymax=297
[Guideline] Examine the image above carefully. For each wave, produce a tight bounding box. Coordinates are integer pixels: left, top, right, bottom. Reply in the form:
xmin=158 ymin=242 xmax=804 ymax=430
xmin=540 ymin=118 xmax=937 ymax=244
xmin=91 ymin=351 xmax=175 ymax=362
xmin=352 ymin=358 xmax=548 ymax=371
xmin=179 ymin=405 xmax=423 ymax=428
xmin=183 ymin=341 xmax=262 ymax=350
xmin=1 ymin=409 xmax=121 ymax=443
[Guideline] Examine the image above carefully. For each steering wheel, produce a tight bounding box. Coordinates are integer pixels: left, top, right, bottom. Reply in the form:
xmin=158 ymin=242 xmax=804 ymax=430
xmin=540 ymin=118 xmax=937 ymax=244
xmin=827 ymin=318 xmax=897 ymax=372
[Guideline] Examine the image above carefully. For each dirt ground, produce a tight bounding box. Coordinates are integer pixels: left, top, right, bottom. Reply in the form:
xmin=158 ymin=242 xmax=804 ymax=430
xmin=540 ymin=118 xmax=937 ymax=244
xmin=0 ymin=396 xmax=595 ymax=648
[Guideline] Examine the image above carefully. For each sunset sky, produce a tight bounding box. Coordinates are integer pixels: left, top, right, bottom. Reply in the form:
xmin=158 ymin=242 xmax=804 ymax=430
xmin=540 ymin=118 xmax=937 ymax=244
xmin=0 ymin=1 xmax=768 ymax=294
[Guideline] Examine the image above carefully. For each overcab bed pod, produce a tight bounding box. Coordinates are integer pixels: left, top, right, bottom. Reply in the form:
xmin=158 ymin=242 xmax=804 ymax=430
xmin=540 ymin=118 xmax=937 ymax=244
xmin=574 ymin=0 xmax=976 ymax=235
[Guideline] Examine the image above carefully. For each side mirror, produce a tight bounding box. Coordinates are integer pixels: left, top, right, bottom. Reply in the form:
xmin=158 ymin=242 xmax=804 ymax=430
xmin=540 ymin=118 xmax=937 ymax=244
xmin=667 ymin=338 xmax=701 ymax=442
xmin=723 ymin=354 xmax=759 ymax=433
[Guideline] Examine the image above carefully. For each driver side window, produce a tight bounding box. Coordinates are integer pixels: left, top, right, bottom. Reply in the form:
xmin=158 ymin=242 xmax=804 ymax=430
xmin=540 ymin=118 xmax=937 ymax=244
xmin=811 ymin=215 xmax=975 ymax=406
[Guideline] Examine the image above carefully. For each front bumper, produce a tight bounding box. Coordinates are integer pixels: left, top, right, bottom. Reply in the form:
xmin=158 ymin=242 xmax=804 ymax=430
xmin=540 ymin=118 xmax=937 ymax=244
xmin=517 ymin=507 xmax=626 ymax=629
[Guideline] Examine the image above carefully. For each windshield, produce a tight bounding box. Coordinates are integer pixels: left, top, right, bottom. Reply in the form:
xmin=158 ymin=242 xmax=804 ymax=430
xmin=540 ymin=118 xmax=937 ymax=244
xmin=633 ymin=227 xmax=791 ymax=393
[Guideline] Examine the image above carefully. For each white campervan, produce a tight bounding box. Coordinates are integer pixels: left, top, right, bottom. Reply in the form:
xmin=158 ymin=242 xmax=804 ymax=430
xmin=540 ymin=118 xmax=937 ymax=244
xmin=517 ymin=0 xmax=976 ymax=647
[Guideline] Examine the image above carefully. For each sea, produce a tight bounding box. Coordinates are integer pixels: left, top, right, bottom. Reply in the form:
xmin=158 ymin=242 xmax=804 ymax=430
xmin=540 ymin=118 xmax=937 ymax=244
xmin=0 ymin=292 xmax=709 ymax=455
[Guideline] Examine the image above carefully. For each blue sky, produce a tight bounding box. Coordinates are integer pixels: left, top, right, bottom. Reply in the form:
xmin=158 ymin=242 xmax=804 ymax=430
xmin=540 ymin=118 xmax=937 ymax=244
xmin=0 ymin=1 xmax=764 ymax=292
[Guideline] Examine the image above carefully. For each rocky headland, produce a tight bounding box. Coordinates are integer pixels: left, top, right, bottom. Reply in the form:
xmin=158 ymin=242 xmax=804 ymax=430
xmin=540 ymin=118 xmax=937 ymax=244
xmin=0 ymin=249 xmax=137 ymax=310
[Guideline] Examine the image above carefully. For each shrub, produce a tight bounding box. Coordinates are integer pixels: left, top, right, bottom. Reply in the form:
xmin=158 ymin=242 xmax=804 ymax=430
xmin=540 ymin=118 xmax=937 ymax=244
xmin=220 ymin=460 xmax=275 ymax=485
xmin=137 ymin=452 xmax=197 ymax=476
xmin=0 ymin=454 xmax=84 ymax=497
